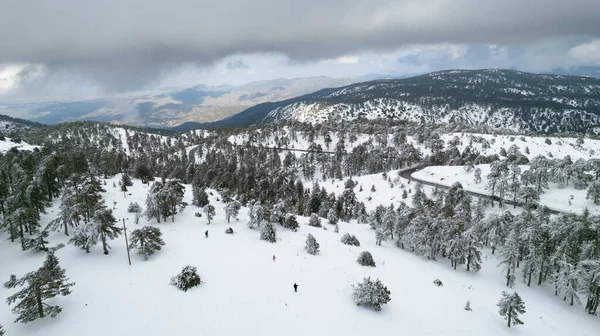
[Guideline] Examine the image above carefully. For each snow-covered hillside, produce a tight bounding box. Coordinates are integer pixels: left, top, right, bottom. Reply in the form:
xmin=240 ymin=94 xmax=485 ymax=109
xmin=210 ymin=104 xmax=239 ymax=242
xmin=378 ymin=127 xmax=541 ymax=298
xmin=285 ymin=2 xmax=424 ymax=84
xmin=212 ymin=69 xmax=600 ymax=133
xmin=1 ymin=176 xmax=598 ymax=336
xmin=0 ymin=136 xmax=38 ymax=153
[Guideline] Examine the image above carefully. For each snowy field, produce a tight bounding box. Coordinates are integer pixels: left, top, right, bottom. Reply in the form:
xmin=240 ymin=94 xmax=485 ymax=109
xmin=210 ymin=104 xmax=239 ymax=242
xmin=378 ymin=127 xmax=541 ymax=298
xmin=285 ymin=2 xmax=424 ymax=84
xmin=1 ymin=176 xmax=599 ymax=336
xmin=412 ymin=165 xmax=600 ymax=214
xmin=0 ymin=137 xmax=38 ymax=154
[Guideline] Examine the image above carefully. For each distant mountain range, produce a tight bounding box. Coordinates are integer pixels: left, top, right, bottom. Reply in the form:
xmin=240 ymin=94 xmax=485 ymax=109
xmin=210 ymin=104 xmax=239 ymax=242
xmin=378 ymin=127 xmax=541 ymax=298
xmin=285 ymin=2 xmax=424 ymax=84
xmin=0 ymin=77 xmax=359 ymax=128
xmin=194 ymin=69 xmax=600 ymax=134
xmin=0 ymin=113 xmax=44 ymax=134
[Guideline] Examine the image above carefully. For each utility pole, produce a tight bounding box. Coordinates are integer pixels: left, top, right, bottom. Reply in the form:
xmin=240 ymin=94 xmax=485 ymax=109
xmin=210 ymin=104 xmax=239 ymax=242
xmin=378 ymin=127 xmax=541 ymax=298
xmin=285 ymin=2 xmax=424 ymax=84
xmin=122 ymin=218 xmax=132 ymax=265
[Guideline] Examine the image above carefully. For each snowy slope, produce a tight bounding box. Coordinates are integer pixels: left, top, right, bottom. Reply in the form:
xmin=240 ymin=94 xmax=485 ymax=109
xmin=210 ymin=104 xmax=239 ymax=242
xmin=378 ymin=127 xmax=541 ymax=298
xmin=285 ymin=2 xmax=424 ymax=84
xmin=412 ymin=164 xmax=599 ymax=214
xmin=0 ymin=137 xmax=38 ymax=153
xmin=1 ymin=176 xmax=599 ymax=336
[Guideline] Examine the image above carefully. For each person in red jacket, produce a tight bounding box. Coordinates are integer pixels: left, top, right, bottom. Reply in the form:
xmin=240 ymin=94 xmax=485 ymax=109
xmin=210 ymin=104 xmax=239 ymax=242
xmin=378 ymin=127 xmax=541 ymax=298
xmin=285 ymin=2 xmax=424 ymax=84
xmin=272 ymin=254 xmax=276 ymax=261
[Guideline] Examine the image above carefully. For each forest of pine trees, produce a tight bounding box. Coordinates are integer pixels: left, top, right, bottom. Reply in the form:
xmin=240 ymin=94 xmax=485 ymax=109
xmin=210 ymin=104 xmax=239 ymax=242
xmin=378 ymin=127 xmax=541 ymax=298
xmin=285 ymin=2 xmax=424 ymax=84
xmin=0 ymin=117 xmax=600 ymax=328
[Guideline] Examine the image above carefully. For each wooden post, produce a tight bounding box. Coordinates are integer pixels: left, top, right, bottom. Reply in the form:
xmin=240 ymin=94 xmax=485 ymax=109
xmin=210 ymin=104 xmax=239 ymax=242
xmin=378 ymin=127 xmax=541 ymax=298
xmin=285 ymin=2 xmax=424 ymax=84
xmin=123 ymin=218 xmax=131 ymax=265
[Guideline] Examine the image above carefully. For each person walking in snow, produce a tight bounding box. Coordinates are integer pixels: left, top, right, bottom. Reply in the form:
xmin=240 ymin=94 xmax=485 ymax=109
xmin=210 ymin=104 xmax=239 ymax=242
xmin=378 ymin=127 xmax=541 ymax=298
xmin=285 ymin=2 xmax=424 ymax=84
xmin=205 ymin=230 xmax=208 ymax=238
xmin=293 ymin=283 xmax=298 ymax=292
xmin=273 ymin=255 xmax=276 ymax=261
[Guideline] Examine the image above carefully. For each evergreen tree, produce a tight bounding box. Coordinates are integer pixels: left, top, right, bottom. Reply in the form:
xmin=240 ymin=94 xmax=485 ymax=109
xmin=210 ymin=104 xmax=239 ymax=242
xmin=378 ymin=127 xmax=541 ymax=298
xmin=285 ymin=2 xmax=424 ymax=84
xmin=500 ymin=230 xmax=520 ymax=287
xmin=69 ymin=221 xmax=99 ymax=253
xmin=94 ymin=207 xmax=122 ymax=255
xmin=497 ymin=291 xmax=526 ymax=328
xmin=4 ymin=253 xmax=75 ymax=323
xmin=285 ymin=215 xmax=299 ymax=231
xmin=305 ymin=233 xmax=320 ymax=255
xmin=473 ymin=167 xmax=482 ymax=184
xmin=192 ymin=186 xmax=210 ymax=207
xmin=586 ymin=181 xmax=600 ymax=205
xmin=341 ymin=233 xmax=360 ymax=246
xmin=248 ymin=203 xmax=264 ymax=229
xmin=260 ymin=222 xmax=276 ymax=243
xmin=327 ymin=208 xmax=338 ymax=225
xmin=357 ymin=251 xmax=376 ymax=267
xmin=170 ymin=266 xmax=202 ymax=292
xmin=203 ymin=204 xmax=216 ymax=224
xmin=23 ymin=231 xmax=49 ymax=253
xmin=352 ymin=277 xmax=391 ymax=311
xmin=225 ymin=200 xmax=241 ymax=223
xmin=270 ymin=200 xmax=287 ymax=226
xmin=308 ymin=213 xmax=322 ymax=227
xmin=129 ymin=226 xmax=165 ymax=260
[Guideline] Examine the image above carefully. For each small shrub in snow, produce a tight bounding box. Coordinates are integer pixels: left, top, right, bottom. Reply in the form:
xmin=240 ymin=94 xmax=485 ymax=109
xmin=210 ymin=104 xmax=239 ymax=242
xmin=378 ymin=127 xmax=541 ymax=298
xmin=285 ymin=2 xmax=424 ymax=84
xmin=402 ymin=190 xmax=408 ymax=199
xmin=357 ymin=251 xmax=376 ymax=267
xmin=545 ymin=138 xmax=552 ymax=145
xmin=334 ymin=224 xmax=339 ymax=233
xmin=327 ymin=209 xmax=338 ymax=225
xmin=170 ymin=266 xmax=202 ymax=292
xmin=308 ymin=213 xmax=322 ymax=227
xmin=465 ymin=300 xmax=472 ymax=311
xmin=352 ymin=277 xmax=391 ymax=311
xmin=225 ymin=227 xmax=234 ymax=234
xmin=433 ymin=279 xmax=443 ymax=287
xmin=341 ymin=233 xmax=360 ymax=246
xmin=344 ymin=179 xmax=356 ymax=189
xmin=371 ymin=185 xmax=376 ymax=192
xmin=195 ymin=212 xmax=202 ymax=217
xmin=285 ymin=215 xmax=299 ymax=231
xmin=305 ymin=234 xmax=320 ymax=255
xmin=127 ymin=202 xmax=141 ymax=213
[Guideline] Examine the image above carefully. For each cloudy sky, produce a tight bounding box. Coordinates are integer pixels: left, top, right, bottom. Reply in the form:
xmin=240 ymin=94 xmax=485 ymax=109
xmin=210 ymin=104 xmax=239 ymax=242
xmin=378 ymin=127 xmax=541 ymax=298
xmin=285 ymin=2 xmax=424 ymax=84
xmin=1 ymin=0 xmax=600 ymax=101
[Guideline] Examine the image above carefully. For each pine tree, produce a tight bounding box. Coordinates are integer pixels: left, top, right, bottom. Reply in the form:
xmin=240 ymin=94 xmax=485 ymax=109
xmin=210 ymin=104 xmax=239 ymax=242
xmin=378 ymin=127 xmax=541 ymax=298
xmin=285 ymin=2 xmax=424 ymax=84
xmin=473 ymin=167 xmax=482 ymax=184
xmin=352 ymin=277 xmax=391 ymax=311
xmin=308 ymin=213 xmax=322 ymax=227
xmin=497 ymin=291 xmax=526 ymax=328
xmin=203 ymin=204 xmax=215 ymax=224
xmin=0 ymin=324 xmax=4 ymax=335
xmin=129 ymin=226 xmax=165 ymax=260
xmin=23 ymin=231 xmax=50 ymax=253
xmin=285 ymin=215 xmax=299 ymax=231
xmin=170 ymin=266 xmax=202 ymax=292
xmin=499 ymin=230 xmax=520 ymax=287
xmin=69 ymin=221 xmax=99 ymax=253
xmin=192 ymin=186 xmax=210 ymax=207
xmin=327 ymin=208 xmax=338 ymax=225
xmin=586 ymin=181 xmax=600 ymax=205
xmin=305 ymin=233 xmax=320 ymax=255
xmin=94 ymin=207 xmax=122 ymax=255
xmin=357 ymin=251 xmax=376 ymax=267
xmin=260 ymin=222 xmax=276 ymax=243
xmin=225 ymin=200 xmax=241 ymax=223
xmin=4 ymin=253 xmax=75 ymax=323
xmin=248 ymin=203 xmax=264 ymax=229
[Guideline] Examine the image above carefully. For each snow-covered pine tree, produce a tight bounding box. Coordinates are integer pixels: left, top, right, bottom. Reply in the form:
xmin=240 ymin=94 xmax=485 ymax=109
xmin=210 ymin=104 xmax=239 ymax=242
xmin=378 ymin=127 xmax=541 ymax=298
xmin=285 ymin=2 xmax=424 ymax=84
xmin=271 ymin=200 xmax=286 ymax=226
xmin=352 ymin=277 xmax=391 ymax=311
xmin=285 ymin=215 xmax=299 ymax=231
xmin=45 ymin=187 xmax=79 ymax=236
xmin=129 ymin=226 xmax=165 ymax=260
xmin=357 ymin=251 xmax=376 ymax=267
xmin=462 ymin=228 xmax=482 ymax=272
xmin=586 ymin=181 xmax=600 ymax=205
xmin=260 ymin=222 xmax=276 ymax=243
xmin=473 ymin=167 xmax=482 ymax=184
xmin=203 ymin=204 xmax=215 ymax=224
xmin=497 ymin=291 xmax=526 ymax=328
xmin=145 ymin=181 xmax=163 ymax=223
xmin=93 ymin=207 xmax=122 ymax=255
xmin=464 ymin=300 xmax=472 ymax=311
xmin=4 ymin=253 xmax=75 ymax=323
xmin=69 ymin=221 xmax=99 ymax=253
xmin=341 ymin=233 xmax=360 ymax=246
xmin=305 ymin=233 xmax=320 ymax=255
xmin=23 ymin=231 xmax=49 ymax=253
xmin=170 ymin=266 xmax=202 ymax=292
xmin=327 ymin=208 xmax=338 ymax=225
xmin=192 ymin=185 xmax=210 ymax=207
xmin=0 ymin=324 xmax=4 ymax=335
xmin=225 ymin=200 xmax=241 ymax=223
xmin=248 ymin=202 xmax=265 ymax=229
xmin=499 ymin=230 xmax=520 ymax=287
xmin=308 ymin=213 xmax=322 ymax=227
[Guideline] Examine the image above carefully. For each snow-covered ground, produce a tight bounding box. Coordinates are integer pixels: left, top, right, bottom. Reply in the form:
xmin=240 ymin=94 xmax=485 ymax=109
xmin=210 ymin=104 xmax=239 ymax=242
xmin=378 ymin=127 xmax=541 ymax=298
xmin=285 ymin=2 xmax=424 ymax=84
xmin=412 ymin=165 xmax=599 ymax=214
xmin=1 ymin=176 xmax=598 ymax=336
xmin=0 ymin=137 xmax=38 ymax=153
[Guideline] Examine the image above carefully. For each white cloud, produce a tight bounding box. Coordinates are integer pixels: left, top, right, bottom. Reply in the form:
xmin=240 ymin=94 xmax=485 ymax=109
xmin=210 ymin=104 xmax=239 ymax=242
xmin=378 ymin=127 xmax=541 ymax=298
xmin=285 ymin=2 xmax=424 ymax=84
xmin=568 ymin=40 xmax=600 ymax=65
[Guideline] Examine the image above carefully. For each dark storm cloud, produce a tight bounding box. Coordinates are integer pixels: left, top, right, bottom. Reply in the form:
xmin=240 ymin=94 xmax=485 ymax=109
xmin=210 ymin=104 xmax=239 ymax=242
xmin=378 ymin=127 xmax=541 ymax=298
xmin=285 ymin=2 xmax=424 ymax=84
xmin=1 ymin=0 xmax=599 ymax=90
